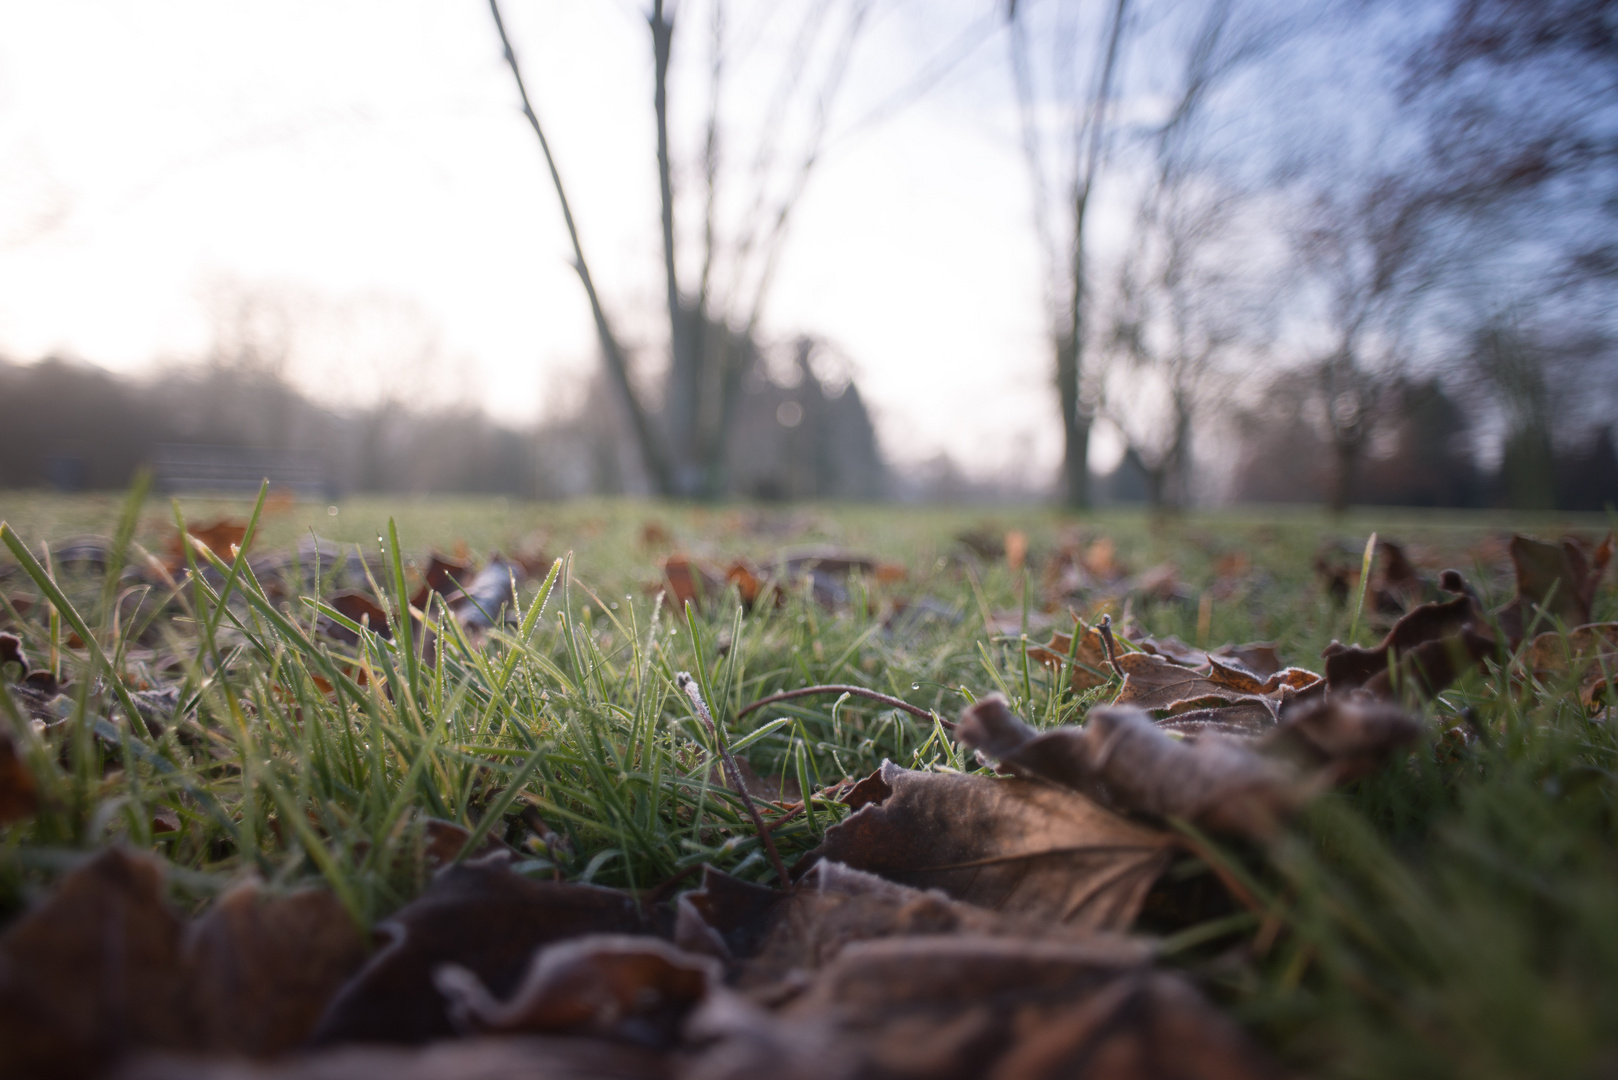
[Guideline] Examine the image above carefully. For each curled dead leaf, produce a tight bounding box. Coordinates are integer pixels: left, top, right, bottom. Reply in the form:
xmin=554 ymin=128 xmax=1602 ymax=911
xmin=801 ymin=760 xmax=1173 ymax=931
xmin=310 ymin=859 xmax=654 ymax=1045
xmin=685 ymin=934 xmax=1281 ymax=1080
xmin=959 ymin=695 xmax=1421 ymax=839
xmin=436 ymin=934 xmax=719 ymax=1048
xmin=0 ymin=729 xmax=39 ymax=825
xmin=182 ymin=882 xmax=369 ymax=1056
xmin=115 ymin=1037 xmax=669 ymax=1080
xmin=1322 ymin=570 xmax=1495 ymax=700
xmin=1027 ymin=619 xmax=1113 ymax=693
xmin=1495 ymin=533 xmax=1613 ymax=647
xmin=958 ymin=697 xmax=1306 ymax=838
xmin=1524 ymin=622 xmax=1618 ymax=708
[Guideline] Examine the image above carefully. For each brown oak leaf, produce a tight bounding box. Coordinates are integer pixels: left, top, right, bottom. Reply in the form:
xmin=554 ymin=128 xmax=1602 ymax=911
xmin=1114 ymin=652 xmax=1319 ymax=714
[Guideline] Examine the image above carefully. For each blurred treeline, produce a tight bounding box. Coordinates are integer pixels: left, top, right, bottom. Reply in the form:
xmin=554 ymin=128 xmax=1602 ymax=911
xmin=4 ymin=343 xmax=1614 ymax=509
xmin=0 ymin=342 xmax=888 ymax=502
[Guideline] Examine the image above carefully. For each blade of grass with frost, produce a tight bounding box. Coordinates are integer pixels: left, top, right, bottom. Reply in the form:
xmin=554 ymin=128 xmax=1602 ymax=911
xmin=1348 ymin=531 xmax=1376 ymax=646
xmin=0 ymin=522 xmax=151 ymax=746
xmin=385 ymin=518 xmax=425 ymax=709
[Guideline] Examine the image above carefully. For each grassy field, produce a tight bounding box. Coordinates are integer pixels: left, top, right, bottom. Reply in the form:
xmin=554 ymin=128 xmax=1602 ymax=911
xmin=1 ymin=488 xmax=1615 ymax=1078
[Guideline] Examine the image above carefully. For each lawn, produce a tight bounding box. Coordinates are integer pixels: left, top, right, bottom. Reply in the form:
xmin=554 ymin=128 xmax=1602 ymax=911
xmin=0 ymin=486 xmax=1614 ymax=1079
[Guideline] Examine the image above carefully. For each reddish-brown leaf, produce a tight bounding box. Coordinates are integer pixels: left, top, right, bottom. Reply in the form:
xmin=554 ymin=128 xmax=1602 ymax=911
xmin=0 ymin=849 xmax=193 ymax=1079
xmin=1114 ymin=652 xmax=1319 ymax=713
xmin=117 ymin=1037 xmax=669 ymax=1080
xmin=436 ymin=935 xmax=718 ymax=1048
xmin=685 ymin=935 xmax=1281 ymax=1080
xmin=323 ymin=589 xmax=392 ymax=641
xmin=182 ymin=882 xmax=368 ymax=1056
xmin=0 ymin=730 xmax=38 ymax=825
xmin=1027 ymin=620 xmax=1114 ymax=693
xmin=957 ymin=697 xmax=1306 ymax=838
xmin=310 ymin=860 xmax=654 ymax=1046
xmin=1322 ymin=570 xmax=1494 ymax=698
xmin=1496 ymin=533 xmax=1614 ymax=646
xmin=802 ymin=761 xmax=1173 ymax=931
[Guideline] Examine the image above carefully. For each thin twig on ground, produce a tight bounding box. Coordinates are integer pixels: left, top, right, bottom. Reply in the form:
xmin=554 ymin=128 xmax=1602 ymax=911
xmin=737 ymin=683 xmax=949 ymax=728
xmin=677 ymin=671 xmax=792 ymax=889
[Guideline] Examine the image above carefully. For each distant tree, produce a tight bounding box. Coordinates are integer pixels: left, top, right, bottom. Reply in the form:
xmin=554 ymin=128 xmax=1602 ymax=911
xmin=1097 ymin=0 xmax=1276 ymax=510
xmin=1006 ymin=0 xmax=1131 ymax=509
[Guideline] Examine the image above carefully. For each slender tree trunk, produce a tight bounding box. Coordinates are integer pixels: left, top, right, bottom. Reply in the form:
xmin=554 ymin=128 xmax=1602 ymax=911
xmin=1329 ymin=435 xmax=1360 ymax=515
xmin=1056 ymin=332 xmax=1089 ymax=506
xmin=489 ymin=0 xmax=675 ymax=495
xmin=650 ymin=1 xmax=704 ymax=495
xmin=1057 ymin=0 xmax=1129 ymax=509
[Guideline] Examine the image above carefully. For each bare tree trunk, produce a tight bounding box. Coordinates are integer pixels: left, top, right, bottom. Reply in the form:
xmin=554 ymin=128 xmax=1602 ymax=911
xmin=1035 ymin=0 xmax=1130 ymax=509
xmin=489 ymin=0 xmax=675 ymax=495
xmin=1329 ymin=436 xmax=1360 ymax=515
xmin=1056 ymin=332 xmax=1089 ymax=506
xmin=650 ymin=1 xmax=705 ymax=496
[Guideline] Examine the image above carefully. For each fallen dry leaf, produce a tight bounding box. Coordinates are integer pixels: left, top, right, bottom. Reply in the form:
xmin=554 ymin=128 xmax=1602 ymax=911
xmin=436 ymin=934 xmax=719 ymax=1048
xmin=1496 ymin=533 xmax=1614 ymax=646
xmin=182 ymin=882 xmax=369 ymax=1056
xmin=0 ymin=849 xmax=194 ymax=1079
xmin=1265 ymin=697 xmax=1422 ymax=784
xmin=1322 ymin=570 xmax=1495 ymax=699
xmin=657 ymin=554 xmax=725 ymax=611
xmin=955 ymin=527 xmax=1006 ymax=561
xmin=957 ymin=697 xmax=1307 ymax=838
xmin=676 ymin=861 xmax=1108 ymax=990
xmin=455 ymin=557 xmax=523 ymax=628
xmin=0 ymin=729 xmax=38 ymax=825
xmin=310 ymin=859 xmax=654 ymax=1046
xmin=410 ymin=551 xmax=476 ymax=612
xmin=801 ymin=760 xmax=1173 ymax=931
xmin=1524 ymin=622 xmax=1618 ymax=708
xmin=323 ymin=590 xmax=392 ymax=641
xmin=116 ymin=1036 xmax=668 ymax=1080
xmin=958 ymin=695 xmax=1419 ymax=838
xmin=167 ymin=518 xmax=250 ymax=568
xmin=1130 ymin=634 xmax=1285 ymax=680
xmin=1113 ymin=652 xmax=1319 ymax=715
xmin=685 ymin=934 xmax=1281 ymax=1080
xmin=1027 ymin=619 xmax=1114 ymax=693
xmin=1005 ymin=530 xmax=1029 ymax=572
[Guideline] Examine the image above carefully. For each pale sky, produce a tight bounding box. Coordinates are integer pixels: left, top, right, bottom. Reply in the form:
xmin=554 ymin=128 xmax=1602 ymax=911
xmin=0 ymin=0 xmax=1105 ymax=482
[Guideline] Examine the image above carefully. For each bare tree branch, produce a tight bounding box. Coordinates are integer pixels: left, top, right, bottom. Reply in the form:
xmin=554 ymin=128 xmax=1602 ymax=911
xmin=487 ymin=0 xmax=676 ymax=496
